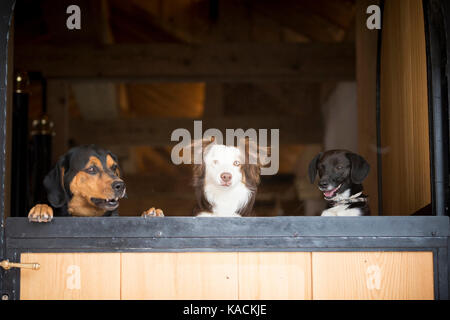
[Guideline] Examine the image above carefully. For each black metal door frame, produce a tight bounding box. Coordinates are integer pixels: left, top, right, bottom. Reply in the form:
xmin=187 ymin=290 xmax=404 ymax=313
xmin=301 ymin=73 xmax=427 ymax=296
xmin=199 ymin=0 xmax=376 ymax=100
xmin=423 ymin=0 xmax=450 ymax=217
xmin=0 ymin=0 xmax=15 ymax=300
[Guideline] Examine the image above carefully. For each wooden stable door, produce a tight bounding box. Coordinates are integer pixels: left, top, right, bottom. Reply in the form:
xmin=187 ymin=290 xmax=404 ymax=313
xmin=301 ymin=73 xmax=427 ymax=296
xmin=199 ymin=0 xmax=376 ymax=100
xmin=237 ymin=252 xmax=311 ymax=299
xmin=312 ymin=252 xmax=434 ymax=300
xmin=121 ymin=252 xmax=312 ymax=300
xmin=121 ymin=252 xmax=240 ymax=300
xmin=19 ymin=252 xmax=433 ymax=300
xmin=20 ymin=252 xmax=311 ymax=300
xmin=20 ymin=253 xmax=121 ymax=300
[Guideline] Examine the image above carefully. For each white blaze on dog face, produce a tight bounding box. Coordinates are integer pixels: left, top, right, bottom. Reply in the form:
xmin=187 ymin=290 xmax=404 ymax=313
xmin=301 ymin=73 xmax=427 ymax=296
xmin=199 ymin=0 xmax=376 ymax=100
xmin=203 ymin=144 xmax=243 ymax=188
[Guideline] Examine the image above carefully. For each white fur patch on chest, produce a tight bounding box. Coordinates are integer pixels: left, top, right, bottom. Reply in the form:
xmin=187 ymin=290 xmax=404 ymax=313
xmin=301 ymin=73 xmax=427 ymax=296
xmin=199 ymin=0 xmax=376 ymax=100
xmin=203 ymin=182 xmax=252 ymax=217
xmin=321 ymin=189 xmax=363 ymax=216
xmin=321 ymin=205 xmax=363 ymax=216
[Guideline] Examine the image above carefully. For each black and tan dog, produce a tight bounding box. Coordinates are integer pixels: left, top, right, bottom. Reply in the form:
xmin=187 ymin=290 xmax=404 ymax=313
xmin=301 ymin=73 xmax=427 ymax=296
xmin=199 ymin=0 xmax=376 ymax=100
xmin=28 ymin=145 xmax=163 ymax=222
xmin=308 ymin=150 xmax=370 ymax=216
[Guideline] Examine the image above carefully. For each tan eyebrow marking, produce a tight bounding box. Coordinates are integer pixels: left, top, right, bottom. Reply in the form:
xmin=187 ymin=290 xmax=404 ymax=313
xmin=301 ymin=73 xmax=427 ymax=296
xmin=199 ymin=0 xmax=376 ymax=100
xmin=84 ymin=156 xmax=103 ymax=170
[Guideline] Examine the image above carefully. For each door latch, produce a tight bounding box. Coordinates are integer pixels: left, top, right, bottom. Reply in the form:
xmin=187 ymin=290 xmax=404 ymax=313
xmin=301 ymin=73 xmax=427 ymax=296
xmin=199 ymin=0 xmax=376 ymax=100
xmin=0 ymin=260 xmax=40 ymax=270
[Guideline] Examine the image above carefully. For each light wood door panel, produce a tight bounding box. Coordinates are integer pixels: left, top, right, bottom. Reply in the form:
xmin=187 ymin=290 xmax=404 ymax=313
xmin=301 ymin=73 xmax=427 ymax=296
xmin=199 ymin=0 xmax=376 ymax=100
xmin=312 ymin=252 xmax=434 ymax=300
xmin=19 ymin=251 xmax=434 ymax=300
xmin=121 ymin=252 xmax=239 ymax=300
xmin=20 ymin=253 xmax=121 ymax=300
xmin=238 ymin=252 xmax=311 ymax=299
xmin=380 ymin=0 xmax=431 ymax=215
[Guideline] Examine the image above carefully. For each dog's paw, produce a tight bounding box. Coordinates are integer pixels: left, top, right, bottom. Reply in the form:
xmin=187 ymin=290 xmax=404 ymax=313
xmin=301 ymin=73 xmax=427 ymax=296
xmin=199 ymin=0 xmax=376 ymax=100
xmin=141 ymin=207 xmax=164 ymax=217
xmin=28 ymin=204 xmax=54 ymax=223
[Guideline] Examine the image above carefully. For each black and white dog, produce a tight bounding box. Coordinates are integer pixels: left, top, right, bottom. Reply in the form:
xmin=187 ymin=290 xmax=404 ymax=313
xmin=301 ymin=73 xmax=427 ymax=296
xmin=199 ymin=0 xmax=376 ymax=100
xmin=192 ymin=138 xmax=267 ymax=217
xmin=308 ymin=150 xmax=370 ymax=216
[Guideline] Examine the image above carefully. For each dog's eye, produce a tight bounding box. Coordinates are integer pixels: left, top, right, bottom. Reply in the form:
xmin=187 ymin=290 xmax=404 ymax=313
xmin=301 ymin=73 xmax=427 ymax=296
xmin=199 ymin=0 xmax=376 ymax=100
xmin=336 ymin=166 xmax=343 ymax=170
xmin=111 ymin=165 xmax=118 ymax=172
xmin=85 ymin=166 xmax=98 ymax=175
xmin=233 ymin=161 xmax=240 ymax=166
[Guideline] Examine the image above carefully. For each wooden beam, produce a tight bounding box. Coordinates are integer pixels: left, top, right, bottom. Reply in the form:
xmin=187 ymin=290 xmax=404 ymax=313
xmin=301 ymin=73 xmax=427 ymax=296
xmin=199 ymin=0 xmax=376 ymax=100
xmin=117 ymin=83 xmax=130 ymax=114
xmin=70 ymin=0 xmax=124 ymax=121
xmin=295 ymin=0 xmax=357 ymax=31
xmin=109 ymin=0 xmax=184 ymax=43
xmin=253 ymin=0 xmax=347 ymax=42
xmin=203 ymin=84 xmax=223 ymax=117
xmin=128 ymin=0 xmax=203 ymax=44
xmin=39 ymin=0 xmax=109 ymax=45
xmin=69 ymin=116 xmax=322 ymax=146
xmin=223 ymin=83 xmax=319 ymax=117
xmin=71 ymin=83 xmax=119 ymax=120
xmin=47 ymin=80 xmax=69 ymax=163
xmin=292 ymin=144 xmax=326 ymax=216
xmin=356 ymin=0 xmax=379 ymax=215
xmin=15 ymin=43 xmax=355 ymax=82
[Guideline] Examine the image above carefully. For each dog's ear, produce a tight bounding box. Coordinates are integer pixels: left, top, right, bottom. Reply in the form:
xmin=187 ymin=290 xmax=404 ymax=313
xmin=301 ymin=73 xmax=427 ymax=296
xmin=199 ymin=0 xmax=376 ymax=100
xmin=347 ymin=152 xmax=370 ymax=184
xmin=308 ymin=153 xmax=322 ymax=184
xmin=43 ymin=153 xmax=70 ymax=208
xmin=237 ymin=137 xmax=270 ymax=167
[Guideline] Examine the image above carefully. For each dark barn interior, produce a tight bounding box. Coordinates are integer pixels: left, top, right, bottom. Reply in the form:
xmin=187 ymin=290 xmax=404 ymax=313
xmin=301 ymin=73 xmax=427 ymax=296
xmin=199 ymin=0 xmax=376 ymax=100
xmin=10 ymin=0 xmax=433 ymax=217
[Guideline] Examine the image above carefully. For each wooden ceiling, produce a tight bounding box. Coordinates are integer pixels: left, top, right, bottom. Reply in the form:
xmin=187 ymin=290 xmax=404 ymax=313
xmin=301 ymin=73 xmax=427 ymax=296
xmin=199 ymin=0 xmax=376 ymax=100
xmin=14 ymin=0 xmax=356 ymax=44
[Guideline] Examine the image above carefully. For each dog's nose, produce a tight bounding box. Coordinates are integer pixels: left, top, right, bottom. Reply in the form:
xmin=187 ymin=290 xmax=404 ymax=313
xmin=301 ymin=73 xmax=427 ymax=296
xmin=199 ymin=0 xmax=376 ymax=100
xmin=318 ymin=181 xmax=328 ymax=189
xmin=112 ymin=180 xmax=125 ymax=193
xmin=220 ymin=172 xmax=232 ymax=182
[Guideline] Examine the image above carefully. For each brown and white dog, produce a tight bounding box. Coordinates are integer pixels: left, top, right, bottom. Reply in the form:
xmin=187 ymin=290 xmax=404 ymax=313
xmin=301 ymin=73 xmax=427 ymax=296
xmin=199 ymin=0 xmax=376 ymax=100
xmin=192 ymin=138 xmax=267 ymax=217
xmin=308 ymin=150 xmax=370 ymax=216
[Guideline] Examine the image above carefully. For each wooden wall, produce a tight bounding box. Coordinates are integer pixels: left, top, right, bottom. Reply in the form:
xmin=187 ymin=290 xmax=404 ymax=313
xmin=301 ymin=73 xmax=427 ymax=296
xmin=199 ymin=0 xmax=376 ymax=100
xmin=356 ymin=0 xmax=379 ymax=215
xmin=379 ymin=0 xmax=431 ymax=215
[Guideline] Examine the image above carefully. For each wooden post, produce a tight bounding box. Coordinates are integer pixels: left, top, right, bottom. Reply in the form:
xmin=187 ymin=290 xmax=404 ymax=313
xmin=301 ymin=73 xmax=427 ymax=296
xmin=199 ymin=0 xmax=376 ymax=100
xmin=4 ymin=15 xmax=14 ymax=219
xmin=293 ymin=144 xmax=325 ymax=216
xmin=356 ymin=0 xmax=380 ymax=215
xmin=203 ymin=84 xmax=223 ymax=117
xmin=46 ymin=81 xmax=68 ymax=164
